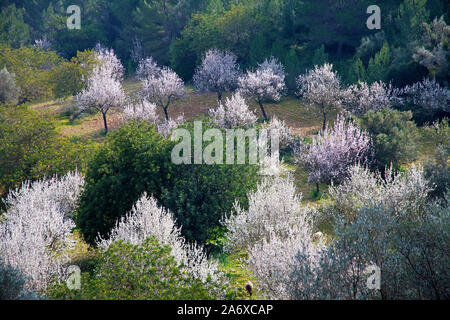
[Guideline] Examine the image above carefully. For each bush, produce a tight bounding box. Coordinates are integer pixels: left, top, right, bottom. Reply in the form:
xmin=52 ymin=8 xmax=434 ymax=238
xmin=0 ymin=260 xmax=40 ymax=300
xmin=76 ymin=121 xmax=174 ymax=245
xmin=424 ymin=145 xmax=450 ymax=201
xmin=0 ymin=66 xmax=19 ymax=104
xmin=161 ymin=122 xmax=259 ymax=245
xmin=77 ymin=120 xmax=259 ymax=246
xmin=0 ymin=45 xmax=63 ymax=103
xmin=0 ymin=105 xmax=95 ymax=200
xmin=48 ymin=237 xmax=221 ymax=300
xmin=358 ymin=108 xmax=419 ymax=172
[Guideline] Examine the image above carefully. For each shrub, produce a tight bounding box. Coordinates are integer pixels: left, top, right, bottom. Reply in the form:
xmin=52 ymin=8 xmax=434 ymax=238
xmin=76 ymin=121 xmax=174 ymax=245
xmin=97 ymin=193 xmax=221 ymax=283
xmin=48 ymin=237 xmax=222 ymax=300
xmin=0 ymin=172 xmax=84 ymax=293
xmin=0 ymin=105 xmax=95 ymax=199
xmin=0 ymin=66 xmax=19 ymax=104
xmin=358 ymin=108 xmax=419 ymax=172
xmin=424 ymin=145 xmax=450 ymax=201
xmin=0 ymin=260 xmax=40 ymax=300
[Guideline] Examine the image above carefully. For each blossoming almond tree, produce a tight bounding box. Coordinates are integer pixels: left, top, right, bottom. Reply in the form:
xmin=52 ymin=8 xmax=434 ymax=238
xmin=208 ymin=92 xmax=257 ymax=128
xmin=76 ymin=48 xmax=126 ymax=134
xmin=238 ymin=59 xmax=286 ymax=121
xmin=296 ymin=114 xmax=372 ymax=192
xmin=296 ymin=63 xmax=349 ymax=130
xmin=401 ymin=78 xmax=450 ymax=113
xmin=97 ymin=193 xmax=221 ymax=283
xmin=142 ymin=66 xmax=186 ymax=121
xmin=193 ymin=49 xmax=241 ymax=103
xmin=0 ymin=172 xmax=84 ymax=293
xmin=344 ymin=81 xmax=402 ymax=116
xmin=136 ymin=56 xmax=161 ymax=81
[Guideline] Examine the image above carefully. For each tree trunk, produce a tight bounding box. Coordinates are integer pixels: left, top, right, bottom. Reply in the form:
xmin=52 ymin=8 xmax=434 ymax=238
xmin=163 ymin=107 xmax=169 ymax=121
xmin=258 ymin=100 xmax=268 ymax=121
xmin=102 ymin=112 xmax=108 ymax=134
xmin=217 ymin=91 xmax=222 ymax=104
xmin=316 ymin=182 xmax=320 ymax=194
xmin=322 ymin=111 xmax=327 ymax=131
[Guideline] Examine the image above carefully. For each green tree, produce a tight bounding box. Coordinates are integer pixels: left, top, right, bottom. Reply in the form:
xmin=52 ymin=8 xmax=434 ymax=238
xmin=347 ymin=57 xmax=367 ymax=84
xmin=367 ymin=42 xmax=391 ymax=83
xmin=76 ymin=121 xmax=174 ymax=245
xmin=358 ymin=108 xmax=419 ymax=172
xmin=0 ymin=4 xmax=31 ymax=48
xmin=0 ymin=105 xmax=96 ymax=201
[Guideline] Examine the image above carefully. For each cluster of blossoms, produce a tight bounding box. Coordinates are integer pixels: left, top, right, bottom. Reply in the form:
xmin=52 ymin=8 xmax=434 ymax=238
xmin=76 ymin=47 xmax=126 ymax=133
xmin=262 ymin=116 xmax=294 ymax=151
xmin=328 ymin=164 xmax=431 ymax=219
xmin=296 ymin=63 xmax=350 ymax=130
xmin=193 ymin=49 xmax=241 ymax=102
xmin=142 ymin=66 xmax=186 ymax=121
xmin=123 ymin=99 xmax=159 ymax=124
xmin=136 ymin=56 xmax=161 ymax=81
xmin=0 ymin=172 xmax=84 ymax=292
xmin=344 ymin=81 xmax=402 ymax=116
xmin=400 ymin=78 xmax=450 ymax=112
xmin=223 ymin=175 xmax=324 ymax=299
xmin=208 ymin=93 xmax=257 ymax=129
xmin=97 ymin=193 xmax=221 ymax=283
xmin=238 ymin=58 xmax=286 ymax=120
xmin=296 ymin=114 xmax=372 ymax=190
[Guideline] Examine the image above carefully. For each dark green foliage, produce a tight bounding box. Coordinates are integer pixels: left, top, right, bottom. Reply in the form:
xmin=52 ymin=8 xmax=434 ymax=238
xmin=161 ymin=121 xmax=259 ymax=244
xmin=48 ymin=237 xmax=220 ymax=300
xmin=0 ymin=105 xmax=96 ymax=201
xmin=424 ymin=145 xmax=450 ymax=201
xmin=358 ymin=109 xmax=419 ymax=172
xmin=0 ymin=4 xmax=30 ymax=48
xmin=77 ymin=120 xmax=259 ymax=245
xmin=0 ymin=259 xmax=40 ymax=300
xmin=76 ymin=121 xmax=175 ymax=245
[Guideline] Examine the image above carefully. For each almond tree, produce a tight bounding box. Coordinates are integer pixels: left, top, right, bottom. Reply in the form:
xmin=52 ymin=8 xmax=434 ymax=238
xmin=142 ymin=67 xmax=186 ymax=121
xmin=193 ymin=49 xmax=241 ymax=103
xmin=238 ymin=59 xmax=286 ymax=121
xmin=296 ymin=114 xmax=372 ymax=192
xmin=296 ymin=63 xmax=349 ymax=130
xmin=97 ymin=193 xmax=221 ymax=283
xmin=136 ymin=56 xmax=161 ymax=81
xmin=76 ymin=48 xmax=126 ymax=134
xmin=208 ymin=92 xmax=257 ymax=128
xmin=0 ymin=172 xmax=84 ymax=293
xmin=401 ymin=78 xmax=450 ymax=113
xmin=343 ymin=81 xmax=402 ymax=116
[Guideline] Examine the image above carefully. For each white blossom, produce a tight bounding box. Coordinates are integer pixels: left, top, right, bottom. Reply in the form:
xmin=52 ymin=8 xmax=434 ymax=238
xmin=261 ymin=116 xmax=294 ymax=151
xmin=142 ymin=67 xmax=186 ymax=121
xmin=123 ymin=99 xmax=159 ymax=124
xmin=193 ymin=49 xmax=241 ymax=102
xmin=296 ymin=114 xmax=372 ymax=190
xmin=238 ymin=64 xmax=286 ymax=121
xmin=97 ymin=193 xmax=221 ymax=283
xmin=76 ymin=48 xmax=126 ymax=133
xmin=296 ymin=63 xmax=350 ymax=130
xmin=157 ymin=114 xmax=185 ymax=139
xmin=400 ymin=78 xmax=450 ymax=112
xmin=257 ymin=57 xmax=286 ymax=79
xmin=136 ymin=56 xmax=161 ymax=81
xmin=0 ymin=172 xmax=84 ymax=293
xmin=344 ymin=81 xmax=402 ymax=116
xmin=209 ymin=92 xmax=257 ymax=128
